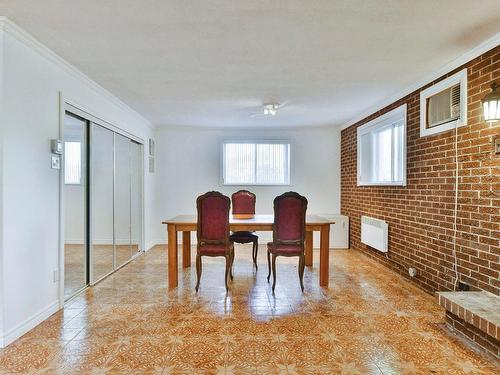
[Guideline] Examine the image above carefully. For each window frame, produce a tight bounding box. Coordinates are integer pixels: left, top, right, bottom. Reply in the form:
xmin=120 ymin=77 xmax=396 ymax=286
xmin=419 ymin=68 xmax=467 ymax=137
xmin=357 ymin=104 xmax=407 ymax=187
xmin=220 ymin=138 xmax=292 ymax=186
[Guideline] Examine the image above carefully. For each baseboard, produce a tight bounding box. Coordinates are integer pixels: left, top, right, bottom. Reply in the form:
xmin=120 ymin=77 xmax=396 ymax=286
xmin=0 ymin=301 xmax=60 ymax=348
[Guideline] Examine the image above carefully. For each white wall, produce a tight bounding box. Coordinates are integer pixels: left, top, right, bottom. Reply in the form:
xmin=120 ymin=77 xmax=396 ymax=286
xmin=154 ymin=126 xmax=341 ymax=246
xmin=0 ymin=25 xmax=5 ymax=343
xmin=0 ymin=18 xmax=156 ymax=347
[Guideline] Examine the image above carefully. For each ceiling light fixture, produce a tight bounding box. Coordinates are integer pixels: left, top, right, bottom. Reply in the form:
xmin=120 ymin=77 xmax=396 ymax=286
xmin=263 ymin=103 xmax=279 ymax=116
xmin=482 ymin=82 xmax=500 ymax=122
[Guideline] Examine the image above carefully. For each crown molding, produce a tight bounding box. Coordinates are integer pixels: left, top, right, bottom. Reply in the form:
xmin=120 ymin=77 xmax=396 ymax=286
xmin=340 ymin=32 xmax=500 ymax=131
xmin=0 ymin=16 xmax=154 ymax=130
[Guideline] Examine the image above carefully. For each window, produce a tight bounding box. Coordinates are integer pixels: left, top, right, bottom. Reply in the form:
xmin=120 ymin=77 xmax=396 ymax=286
xmin=420 ymin=69 xmax=467 ymax=137
xmin=357 ymin=104 xmax=406 ymax=186
xmin=64 ymin=141 xmax=82 ymax=184
xmin=222 ymin=141 xmax=290 ymax=185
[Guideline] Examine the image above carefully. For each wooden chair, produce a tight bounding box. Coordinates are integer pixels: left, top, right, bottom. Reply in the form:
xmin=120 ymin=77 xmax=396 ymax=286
xmin=196 ymin=191 xmax=234 ymax=292
xmin=229 ymin=190 xmax=259 ymax=268
xmin=267 ymin=192 xmax=308 ymax=293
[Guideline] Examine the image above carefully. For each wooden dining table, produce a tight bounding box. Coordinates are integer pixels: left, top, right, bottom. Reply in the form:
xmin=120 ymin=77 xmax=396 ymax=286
xmin=162 ymin=214 xmax=335 ymax=289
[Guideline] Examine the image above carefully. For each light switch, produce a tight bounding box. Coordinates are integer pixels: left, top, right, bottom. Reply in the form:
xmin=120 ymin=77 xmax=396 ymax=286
xmin=51 ymin=155 xmax=60 ymax=169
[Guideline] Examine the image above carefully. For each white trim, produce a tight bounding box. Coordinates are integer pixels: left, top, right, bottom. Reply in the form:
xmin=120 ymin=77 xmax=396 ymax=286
xmin=65 ymin=100 xmax=145 ymax=144
xmin=0 ymin=25 xmax=4 ymax=342
xmin=341 ymin=32 xmax=500 ymax=131
xmin=58 ymin=93 xmax=65 ymax=309
xmin=419 ymin=69 xmax=467 ymax=137
xmin=357 ymin=104 xmax=407 ymax=186
xmin=0 ymin=301 xmax=59 ymax=348
xmin=0 ymin=16 xmax=153 ymax=131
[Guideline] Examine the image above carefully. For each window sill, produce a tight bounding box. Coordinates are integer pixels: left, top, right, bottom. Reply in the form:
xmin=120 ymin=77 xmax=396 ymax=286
xmin=222 ymin=183 xmax=292 ymax=187
xmin=357 ymin=181 xmax=406 ymax=187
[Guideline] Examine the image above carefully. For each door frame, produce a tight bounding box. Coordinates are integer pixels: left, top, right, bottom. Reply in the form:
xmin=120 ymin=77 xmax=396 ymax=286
xmin=58 ymin=93 xmax=146 ymax=308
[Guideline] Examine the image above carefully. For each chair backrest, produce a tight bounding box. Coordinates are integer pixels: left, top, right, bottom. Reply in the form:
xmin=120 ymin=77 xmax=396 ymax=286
xmin=273 ymin=192 xmax=308 ymax=244
xmin=231 ymin=190 xmax=256 ymax=215
xmin=196 ymin=191 xmax=231 ymax=245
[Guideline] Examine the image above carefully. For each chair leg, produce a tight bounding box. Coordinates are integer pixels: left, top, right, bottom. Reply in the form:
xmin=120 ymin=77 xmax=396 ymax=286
xmin=272 ymin=254 xmax=277 ymax=294
xmin=267 ymin=250 xmax=271 ymax=282
xmin=299 ymin=253 xmax=305 ymax=292
xmin=229 ymin=248 xmax=234 ymax=280
xmin=195 ymin=254 xmax=202 ymax=292
xmin=253 ymin=240 xmax=258 ymax=269
xmin=224 ymin=255 xmax=231 ymax=292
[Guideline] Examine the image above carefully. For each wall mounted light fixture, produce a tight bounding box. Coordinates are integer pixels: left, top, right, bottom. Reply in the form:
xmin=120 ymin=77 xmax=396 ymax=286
xmin=482 ymin=82 xmax=500 ymax=122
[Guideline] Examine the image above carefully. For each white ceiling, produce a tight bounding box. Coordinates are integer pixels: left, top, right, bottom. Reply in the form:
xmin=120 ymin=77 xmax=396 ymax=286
xmin=1 ymin=1 xmax=499 ymax=128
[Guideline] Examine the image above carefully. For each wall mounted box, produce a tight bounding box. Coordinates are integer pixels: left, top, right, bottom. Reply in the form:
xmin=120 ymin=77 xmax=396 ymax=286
xmin=51 ymin=139 xmax=63 ymax=154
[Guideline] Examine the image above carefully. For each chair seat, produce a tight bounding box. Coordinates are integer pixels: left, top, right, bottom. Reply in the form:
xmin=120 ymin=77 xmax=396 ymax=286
xmin=198 ymin=243 xmax=232 ymax=256
xmin=230 ymin=231 xmax=258 ymax=243
xmin=267 ymin=242 xmax=303 ymax=255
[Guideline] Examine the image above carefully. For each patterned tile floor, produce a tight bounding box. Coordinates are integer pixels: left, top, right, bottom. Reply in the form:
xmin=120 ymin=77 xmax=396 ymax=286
xmin=0 ymin=245 xmax=498 ymax=374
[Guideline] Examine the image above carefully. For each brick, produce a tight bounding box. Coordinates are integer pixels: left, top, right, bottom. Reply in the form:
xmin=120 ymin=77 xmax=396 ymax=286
xmin=340 ymin=44 xmax=500 ymax=297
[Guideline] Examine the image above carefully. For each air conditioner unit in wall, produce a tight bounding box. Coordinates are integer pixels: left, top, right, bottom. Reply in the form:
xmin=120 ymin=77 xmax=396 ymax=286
xmin=426 ymin=83 xmax=461 ymax=129
xmin=420 ymin=68 xmax=467 ymax=137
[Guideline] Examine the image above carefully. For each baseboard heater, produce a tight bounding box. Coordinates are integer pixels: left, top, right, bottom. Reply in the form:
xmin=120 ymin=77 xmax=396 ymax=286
xmin=361 ymin=216 xmax=388 ymax=253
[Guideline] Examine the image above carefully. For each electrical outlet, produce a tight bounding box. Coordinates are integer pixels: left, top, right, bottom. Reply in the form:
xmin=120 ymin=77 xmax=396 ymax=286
xmin=458 ymin=282 xmax=470 ymax=291
xmin=53 ymin=270 xmax=59 ymax=283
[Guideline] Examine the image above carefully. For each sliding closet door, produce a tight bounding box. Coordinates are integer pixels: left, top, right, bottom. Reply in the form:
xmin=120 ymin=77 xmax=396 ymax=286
xmin=130 ymin=141 xmax=143 ymax=254
xmin=91 ymin=124 xmax=115 ymax=282
xmin=63 ymin=113 xmax=88 ymax=299
xmin=115 ymin=134 xmax=132 ymax=267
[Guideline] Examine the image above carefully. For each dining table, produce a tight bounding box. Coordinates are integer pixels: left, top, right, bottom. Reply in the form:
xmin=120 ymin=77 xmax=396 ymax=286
xmin=162 ymin=214 xmax=335 ymax=289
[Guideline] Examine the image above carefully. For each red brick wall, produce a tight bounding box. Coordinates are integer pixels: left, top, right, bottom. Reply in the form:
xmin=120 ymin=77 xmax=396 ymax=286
xmin=341 ymin=46 xmax=500 ymax=295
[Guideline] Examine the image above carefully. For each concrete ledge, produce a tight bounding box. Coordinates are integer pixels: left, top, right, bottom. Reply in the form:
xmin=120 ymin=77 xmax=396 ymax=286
xmin=437 ymin=291 xmax=500 ymax=358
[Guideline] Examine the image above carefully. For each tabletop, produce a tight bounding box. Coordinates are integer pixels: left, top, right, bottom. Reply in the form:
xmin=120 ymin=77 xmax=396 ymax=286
xmin=162 ymin=214 xmax=335 ymax=225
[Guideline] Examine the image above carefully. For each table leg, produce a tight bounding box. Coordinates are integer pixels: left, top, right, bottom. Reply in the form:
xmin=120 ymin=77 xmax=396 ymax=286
xmin=182 ymin=231 xmax=191 ymax=268
xmin=319 ymin=224 xmax=330 ymax=287
xmin=305 ymin=231 xmax=313 ymax=266
xmin=168 ymin=224 xmax=178 ymax=288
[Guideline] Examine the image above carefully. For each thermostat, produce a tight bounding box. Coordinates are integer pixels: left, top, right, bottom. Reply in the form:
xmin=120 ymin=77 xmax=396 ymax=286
xmin=51 ymin=139 xmax=63 ymax=155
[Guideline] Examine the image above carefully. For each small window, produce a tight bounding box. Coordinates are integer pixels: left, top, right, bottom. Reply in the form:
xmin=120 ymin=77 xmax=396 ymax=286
xmin=357 ymin=104 xmax=407 ymax=186
xmin=420 ymin=69 xmax=467 ymax=137
xmin=222 ymin=141 xmax=290 ymax=185
xmin=64 ymin=141 xmax=82 ymax=185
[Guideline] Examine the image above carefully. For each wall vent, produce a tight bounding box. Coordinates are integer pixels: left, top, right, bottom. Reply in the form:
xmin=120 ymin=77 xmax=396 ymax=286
xmin=361 ymin=215 xmax=388 ymax=252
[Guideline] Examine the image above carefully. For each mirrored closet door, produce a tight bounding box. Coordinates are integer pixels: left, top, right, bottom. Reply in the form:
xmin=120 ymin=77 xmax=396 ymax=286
xmin=89 ymin=124 xmax=143 ymax=284
xmin=63 ymin=112 xmax=88 ymax=300
xmin=115 ymin=133 xmax=132 ymax=268
xmin=130 ymin=141 xmax=143 ymax=255
xmin=90 ymin=124 xmax=115 ymax=282
xmin=64 ymin=109 xmax=144 ymax=296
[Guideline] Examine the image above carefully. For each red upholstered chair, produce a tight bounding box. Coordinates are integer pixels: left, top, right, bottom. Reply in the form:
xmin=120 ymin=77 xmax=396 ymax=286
xmin=267 ymin=192 xmax=308 ymax=293
xmin=196 ymin=191 xmax=234 ymax=292
xmin=229 ymin=190 xmax=259 ymax=268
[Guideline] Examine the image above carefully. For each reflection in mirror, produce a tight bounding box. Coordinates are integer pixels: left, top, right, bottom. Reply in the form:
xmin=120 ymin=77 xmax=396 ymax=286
xmin=130 ymin=141 xmax=143 ymax=254
xmin=91 ymin=124 xmax=115 ymax=281
xmin=63 ymin=113 xmax=88 ymax=299
xmin=115 ymin=134 xmax=132 ymax=267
